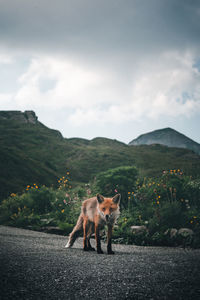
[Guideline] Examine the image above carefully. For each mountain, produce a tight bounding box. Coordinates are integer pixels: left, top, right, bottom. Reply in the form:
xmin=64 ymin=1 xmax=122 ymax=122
xmin=129 ymin=127 xmax=200 ymax=155
xmin=0 ymin=111 xmax=200 ymax=201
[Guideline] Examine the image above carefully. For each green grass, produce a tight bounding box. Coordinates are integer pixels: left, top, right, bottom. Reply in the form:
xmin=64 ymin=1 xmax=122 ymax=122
xmin=1 ymin=118 xmax=200 ymax=201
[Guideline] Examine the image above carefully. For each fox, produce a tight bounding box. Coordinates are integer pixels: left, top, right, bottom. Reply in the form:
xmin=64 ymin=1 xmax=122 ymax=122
xmin=65 ymin=193 xmax=121 ymax=254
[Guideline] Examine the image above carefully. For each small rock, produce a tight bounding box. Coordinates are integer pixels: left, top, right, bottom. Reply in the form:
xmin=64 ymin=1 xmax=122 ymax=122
xmin=178 ymin=228 xmax=194 ymax=237
xmin=130 ymin=225 xmax=147 ymax=234
xmin=165 ymin=228 xmax=178 ymax=238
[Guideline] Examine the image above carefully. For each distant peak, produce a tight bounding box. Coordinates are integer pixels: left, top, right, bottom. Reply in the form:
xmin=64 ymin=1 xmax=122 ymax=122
xmin=129 ymin=127 xmax=200 ymax=155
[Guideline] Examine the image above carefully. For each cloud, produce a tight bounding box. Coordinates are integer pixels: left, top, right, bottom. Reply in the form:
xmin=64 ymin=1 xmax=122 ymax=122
xmin=0 ymin=1 xmax=200 ymax=143
xmin=0 ymin=52 xmax=13 ymax=64
xmin=1 ymin=50 xmax=199 ymax=127
xmin=68 ymin=51 xmax=200 ymax=125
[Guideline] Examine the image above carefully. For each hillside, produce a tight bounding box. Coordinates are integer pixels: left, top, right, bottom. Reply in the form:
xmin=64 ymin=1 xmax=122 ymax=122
xmin=0 ymin=111 xmax=200 ymax=201
xmin=129 ymin=127 xmax=200 ymax=155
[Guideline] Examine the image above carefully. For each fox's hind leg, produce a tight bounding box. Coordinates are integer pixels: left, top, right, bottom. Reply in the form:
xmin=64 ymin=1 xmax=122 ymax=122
xmin=65 ymin=215 xmax=83 ymax=248
xmin=83 ymin=219 xmax=95 ymax=251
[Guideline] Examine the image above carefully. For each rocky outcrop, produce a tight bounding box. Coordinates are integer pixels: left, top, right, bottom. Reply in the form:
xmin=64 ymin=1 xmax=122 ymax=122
xmin=0 ymin=110 xmax=38 ymax=124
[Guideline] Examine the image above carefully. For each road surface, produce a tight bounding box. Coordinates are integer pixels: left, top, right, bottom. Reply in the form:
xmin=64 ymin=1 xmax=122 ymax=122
xmin=0 ymin=225 xmax=200 ymax=299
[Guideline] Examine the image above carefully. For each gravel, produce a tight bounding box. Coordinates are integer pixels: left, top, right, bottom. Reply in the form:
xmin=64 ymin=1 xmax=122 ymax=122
xmin=0 ymin=225 xmax=200 ymax=299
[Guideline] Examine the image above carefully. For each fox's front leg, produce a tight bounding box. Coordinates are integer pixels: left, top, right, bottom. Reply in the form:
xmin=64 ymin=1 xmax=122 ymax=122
xmin=107 ymin=225 xmax=114 ymax=254
xmin=87 ymin=223 xmax=95 ymax=251
xmin=95 ymin=224 xmax=103 ymax=254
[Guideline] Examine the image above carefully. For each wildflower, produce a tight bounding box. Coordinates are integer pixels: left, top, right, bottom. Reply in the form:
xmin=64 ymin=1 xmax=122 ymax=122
xmin=61 ymin=209 xmax=65 ymax=213
xmin=128 ymin=192 xmax=131 ymax=194
xmin=63 ymin=200 xmax=67 ymax=204
xmin=157 ymin=201 xmax=160 ymax=204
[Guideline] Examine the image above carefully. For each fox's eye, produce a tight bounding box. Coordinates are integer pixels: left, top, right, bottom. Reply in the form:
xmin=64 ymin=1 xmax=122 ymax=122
xmin=102 ymin=208 xmax=106 ymax=211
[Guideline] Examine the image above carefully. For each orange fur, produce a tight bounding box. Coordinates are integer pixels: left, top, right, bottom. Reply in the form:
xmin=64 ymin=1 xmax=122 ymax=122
xmin=65 ymin=194 xmax=120 ymax=254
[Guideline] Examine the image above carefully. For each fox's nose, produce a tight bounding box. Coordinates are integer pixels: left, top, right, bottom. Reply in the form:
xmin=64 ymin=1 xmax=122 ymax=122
xmin=105 ymin=214 xmax=109 ymax=221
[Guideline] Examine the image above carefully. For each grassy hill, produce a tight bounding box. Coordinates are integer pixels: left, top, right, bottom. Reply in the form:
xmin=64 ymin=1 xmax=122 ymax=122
xmin=0 ymin=112 xmax=200 ymax=201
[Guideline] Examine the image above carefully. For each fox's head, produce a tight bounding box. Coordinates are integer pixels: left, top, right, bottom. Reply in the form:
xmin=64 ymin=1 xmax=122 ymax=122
xmin=97 ymin=193 xmax=121 ymax=223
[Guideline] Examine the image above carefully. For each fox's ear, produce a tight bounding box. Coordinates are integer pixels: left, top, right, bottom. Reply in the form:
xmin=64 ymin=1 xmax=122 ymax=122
xmin=97 ymin=194 xmax=104 ymax=203
xmin=112 ymin=194 xmax=121 ymax=204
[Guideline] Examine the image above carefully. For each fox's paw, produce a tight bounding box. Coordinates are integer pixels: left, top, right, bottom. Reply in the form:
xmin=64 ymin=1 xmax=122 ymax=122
xmin=97 ymin=249 xmax=104 ymax=254
xmin=65 ymin=241 xmax=71 ymax=248
xmin=108 ymin=250 xmax=115 ymax=255
xmin=88 ymin=246 xmax=95 ymax=251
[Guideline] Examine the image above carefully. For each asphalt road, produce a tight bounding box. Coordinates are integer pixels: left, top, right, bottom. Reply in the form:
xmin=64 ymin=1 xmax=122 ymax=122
xmin=0 ymin=226 xmax=200 ymax=300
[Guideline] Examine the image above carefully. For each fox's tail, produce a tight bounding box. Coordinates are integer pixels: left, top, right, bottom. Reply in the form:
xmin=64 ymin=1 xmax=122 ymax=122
xmin=65 ymin=214 xmax=83 ymax=248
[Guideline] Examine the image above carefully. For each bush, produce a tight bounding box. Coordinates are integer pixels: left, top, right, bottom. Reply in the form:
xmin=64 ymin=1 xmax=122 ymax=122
xmin=27 ymin=186 xmax=54 ymax=214
xmin=93 ymin=166 xmax=138 ymax=208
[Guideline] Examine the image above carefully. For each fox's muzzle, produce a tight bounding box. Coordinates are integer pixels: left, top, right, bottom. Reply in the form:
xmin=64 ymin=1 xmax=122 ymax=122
xmin=105 ymin=214 xmax=109 ymax=222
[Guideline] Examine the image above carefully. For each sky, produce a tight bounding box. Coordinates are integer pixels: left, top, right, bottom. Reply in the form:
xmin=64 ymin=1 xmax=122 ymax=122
xmin=0 ymin=0 xmax=200 ymax=144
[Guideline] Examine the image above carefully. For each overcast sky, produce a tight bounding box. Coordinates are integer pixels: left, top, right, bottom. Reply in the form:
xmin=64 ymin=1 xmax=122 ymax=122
xmin=0 ymin=0 xmax=200 ymax=143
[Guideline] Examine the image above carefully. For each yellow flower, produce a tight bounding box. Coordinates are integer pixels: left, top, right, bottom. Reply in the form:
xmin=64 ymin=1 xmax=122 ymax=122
xmin=157 ymin=201 xmax=160 ymax=204
xmin=61 ymin=209 xmax=65 ymax=213
xmin=128 ymin=192 xmax=131 ymax=194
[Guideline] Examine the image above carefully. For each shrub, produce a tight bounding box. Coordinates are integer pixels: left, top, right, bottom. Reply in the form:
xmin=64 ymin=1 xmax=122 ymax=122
xmin=27 ymin=186 xmax=54 ymax=214
xmin=93 ymin=166 xmax=138 ymax=208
